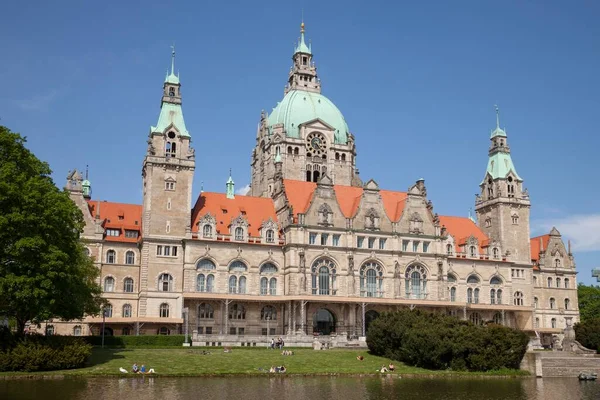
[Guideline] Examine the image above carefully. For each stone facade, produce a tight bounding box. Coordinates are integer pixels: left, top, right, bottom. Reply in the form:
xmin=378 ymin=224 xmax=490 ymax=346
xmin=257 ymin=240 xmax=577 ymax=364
xmin=42 ymin=24 xmax=578 ymax=347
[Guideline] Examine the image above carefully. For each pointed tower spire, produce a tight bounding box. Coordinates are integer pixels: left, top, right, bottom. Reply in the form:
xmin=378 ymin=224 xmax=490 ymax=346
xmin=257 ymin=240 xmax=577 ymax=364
xmin=287 ymin=21 xmax=320 ymax=94
xmin=171 ymin=44 xmax=176 ymax=76
xmin=226 ymin=169 xmax=235 ymax=199
xmin=200 ymin=181 xmax=204 ymax=193
xmin=495 ymin=104 xmax=500 ymax=130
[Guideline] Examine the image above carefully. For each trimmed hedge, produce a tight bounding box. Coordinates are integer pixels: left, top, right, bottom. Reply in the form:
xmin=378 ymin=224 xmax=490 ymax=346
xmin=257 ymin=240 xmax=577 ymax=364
xmin=83 ymin=334 xmax=189 ymax=347
xmin=366 ymin=309 xmax=529 ymax=372
xmin=0 ymin=328 xmax=92 ymax=372
xmin=574 ymin=318 xmax=600 ymax=353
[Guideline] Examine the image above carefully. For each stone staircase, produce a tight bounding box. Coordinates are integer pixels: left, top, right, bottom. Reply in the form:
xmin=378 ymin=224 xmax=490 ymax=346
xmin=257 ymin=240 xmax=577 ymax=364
xmin=539 ymin=353 xmax=600 ymax=377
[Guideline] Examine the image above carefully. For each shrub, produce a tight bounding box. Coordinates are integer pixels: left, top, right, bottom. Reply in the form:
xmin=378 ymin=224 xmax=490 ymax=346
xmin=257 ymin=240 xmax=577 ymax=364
xmin=366 ymin=309 xmax=529 ymax=372
xmin=83 ymin=334 xmax=188 ymax=347
xmin=574 ymin=318 xmax=600 ymax=352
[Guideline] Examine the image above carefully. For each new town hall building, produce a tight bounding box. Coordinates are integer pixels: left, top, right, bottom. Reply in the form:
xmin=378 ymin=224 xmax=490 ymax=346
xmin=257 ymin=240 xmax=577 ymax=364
xmin=55 ymin=23 xmax=579 ymax=346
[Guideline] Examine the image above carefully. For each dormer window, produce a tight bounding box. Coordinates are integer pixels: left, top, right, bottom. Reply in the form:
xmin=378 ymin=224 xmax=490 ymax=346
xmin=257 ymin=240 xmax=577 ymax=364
xmin=302 ymin=56 xmax=307 ymax=65
xmin=234 ymin=227 xmax=244 ymax=241
xmin=266 ymin=229 xmax=275 ymax=243
xmin=555 ymin=259 xmax=561 ymax=268
xmin=446 ymin=244 xmax=453 ymax=255
xmin=469 ymin=246 xmax=477 ymax=257
xmin=203 ymin=225 xmax=213 ymax=238
xmin=492 ymin=247 xmax=499 ymax=259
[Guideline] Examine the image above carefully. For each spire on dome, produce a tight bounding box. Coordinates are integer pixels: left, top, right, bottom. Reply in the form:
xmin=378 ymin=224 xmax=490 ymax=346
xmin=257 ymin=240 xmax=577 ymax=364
xmin=491 ymin=104 xmax=506 ymax=138
xmin=295 ymin=21 xmax=311 ymax=55
xmin=165 ymin=44 xmax=179 ymax=84
xmin=226 ymin=169 xmax=235 ymax=199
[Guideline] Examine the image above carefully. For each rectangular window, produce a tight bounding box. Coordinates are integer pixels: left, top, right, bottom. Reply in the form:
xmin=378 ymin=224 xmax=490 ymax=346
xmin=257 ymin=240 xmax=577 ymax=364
xmin=238 ymin=327 xmax=245 ymax=336
xmin=262 ymin=328 xmax=267 ymax=336
xmin=165 ymin=181 xmax=175 ymax=191
xmin=171 ymin=246 xmax=177 ymax=257
xmin=309 ymin=232 xmax=317 ymax=245
xmin=124 ymin=230 xmax=138 ymax=238
xmin=229 ymin=327 xmax=236 ymax=335
xmin=357 ymin=236 xmax=365 ymax=248
xmin=423 ymin=242 xmax=429 ymax=253
xmin=332 ymin=234 xmax=340 ymax=247
xmin=270 ymin=328 xmax=276 ymax=335
xmin=164 ymin=246 xmax=170 ymax=256
xmin=413 ymin=241 xmax=419 ymax=252
xmin=379 ymin=238 xmax=386 ymax=250
xmin=106 ymin=229 xmax=120 ymax=237
xmin=368 ymin=237 xmax=376 ymax=249
xmin=156 ymin=245 xmax=163 ymax=256
xmin=402 ymin=240 xmax=409 ymax=252
xmin=198 ymin=327 xmax=204 ymax=334
xmin=205 ymin=327 xmax=212 ymax=335
xmin=321 ymin=233 xmax=328 ymax=246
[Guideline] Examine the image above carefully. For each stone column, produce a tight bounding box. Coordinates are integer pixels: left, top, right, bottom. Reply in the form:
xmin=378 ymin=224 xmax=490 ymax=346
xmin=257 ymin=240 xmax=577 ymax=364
xmin=501 ymin=309 xmax=506 ymax=326
xmin=280 ymin=303 xmax=285 ymax=335
xmin=292 ymin=302 xmax=297 ymax=333
xmin=287 ymin=301 xmax=292 ymax=335
xmin=361 ymin=302 xmax=366 ymax=337
xmin=301 ymin=300 xmax=307 ymax=334
xmin=224 ymin=300 xmax=231 ymax=335
xmin=463 ymin=306 xmax=467 ymax=321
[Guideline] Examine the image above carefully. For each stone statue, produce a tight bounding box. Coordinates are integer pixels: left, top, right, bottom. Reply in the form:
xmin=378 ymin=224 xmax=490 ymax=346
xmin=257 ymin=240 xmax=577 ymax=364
xmin=187 ymin=146 xmax=195 ymax=159
xmin=299 ymin=251 xmax=306 ymax=292
xmin=348 ymin=255 xmax=356 ymax=295
xmin=348 ymin=255 xmax=354 ymax=276
xmin=394 ymin=261 xmax=400 ymax=279
xmin=147 ymin=139 xmax=155 ymax=155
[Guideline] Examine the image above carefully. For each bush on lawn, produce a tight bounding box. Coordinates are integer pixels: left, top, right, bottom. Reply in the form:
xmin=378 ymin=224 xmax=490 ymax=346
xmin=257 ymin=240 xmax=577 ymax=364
xmin=574 ymin=318 xmax=600 ymax=353
xmin=366 ymin=309 xmax=529 ymax=372
xmin=83 ymin=334 xmax=188 ymax=347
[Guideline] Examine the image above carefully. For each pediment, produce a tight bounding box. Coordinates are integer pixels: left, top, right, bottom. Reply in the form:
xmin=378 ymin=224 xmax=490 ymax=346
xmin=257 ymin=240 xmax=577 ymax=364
xmin=301 ymin=118 xmax=336 ymax=131
xmin=408 ymin=185 xmax=421 ymax=195
xmin=318 ymin=174 xmax=333 ymax=186
xmin=363 ymin=179 xmax=379 ymax=191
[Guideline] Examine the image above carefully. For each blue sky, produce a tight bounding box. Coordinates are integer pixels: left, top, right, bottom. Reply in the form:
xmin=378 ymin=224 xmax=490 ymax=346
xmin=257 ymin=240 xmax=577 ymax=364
xmin=1 ymin=1 xmax=599 ymax=284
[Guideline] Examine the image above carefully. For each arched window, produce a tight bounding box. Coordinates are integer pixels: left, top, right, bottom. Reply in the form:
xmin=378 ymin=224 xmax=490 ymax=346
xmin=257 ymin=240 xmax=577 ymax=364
xmin=547 ymin=277 xmax=552 ymax=287
xmin=534 ymin=297 xmax=538 ymax=308
xmin=555 ymin=259 xmax=561 ymax=268
xmin=564 ymin=298 xmax=570 ymax=310
xmin=158 ymin=273 xmax=173 ymax=292
xmin=469 ymin=246 xmax=477 ymax=257
xmin=493 ymin=312 xmax=502 ymax=325
xmin=467 ymin=275 xmax=480 ymax=284
xmin=549 ymin=298 xmax=556 ymax=309
xmin=198 ymin=303 xmax=214 ymax=319
xmin=45 ymin=325 xmax=54 ymax=336
xmin=405 ymin=264 xmax=427 ymax=299
xmin=197 ymin=274 xmax=210 ymax=292
xmin=533 ymin=276 xmax=538 ymax=286
xmin=496 ymin=289 xmax=503 ymax=304
xmin=261 ymin=305 xmax=277 ymax=320
xmin=260 ymin=263 xmax=278 ymax=274
xmin=229 ymin=304 xmax=246 ymax=320
xmin=158 ymin=327 xmax=170 ymax=335
xmin=106 ymin=250 xmax=116 ymax=264
xmin=197 ymin=259 xmax=216 ymax=270
xmin=159 ymin=303 xmax=170 ymax=318
xmin=512 ymin=214 xmax=519 ymax=225
xmin=122 ymin=304 xmax=132 ymax=318
xmin=490 ymin=276 xmax=502 ymax=285
xmin=266 ymin=229 xmax=275 ymax=243
xmin=234 ymin=227 xmax=244 ymax=241
xmin=556 ymin=277 xmax=561 ymax=288
xmin=513 ymin=291 xmax=524 ymax=306
xmin=551 ymin=318 xmax=557 ymax=328
xmin=269 ymin=277 xmax=277 ymax=295
xmin=229 ymin=261 xmax=247 ymax=272
xmin=447 ymin=273 xmax=457 ymax=283
xmin=124 ymin=277 xmax=134 ymax=293
xmin=104 ymin=276 xmax=115 ymax=292
xmin=260 ymin=277 xmax=268 ymax=295
xmin=535 ymin=317 xmax=540 ymax=328
xmin=294 ymin=147 xmax=299 ymax=155
xmin=470 ymin=313 xmax=482 ymax=325
xmin=311 ymin=258 xmax=337 ymax=295
xmin=474 ymin=288 xmax=480 ymax=304
xmin=84 ymin=247 xmax=91 ymax=257
xmin=492 ymin=248 xmax=499 ymax=259
xmin=564 ymin=278 xmax=569 ymax=289
xmin=450 ymin=287 xmax=456 ymax=302
xmin=360 ymin=262 xmax=384 ymax=298
xmin=446 ymin=244 xmax=453 ymax=255
xmin=104 ymin=304 xmax=113 ymax=318
xmin=125 ymin=250 xmax=135 ymax=265
xmin=490 ymin=289 xmax=496 ymax=304
xmin=73 ymin=325 xmax=82 ymax=336
xmin=238 ymin=276 xmax=247 ymax=294
xmin=203 ymin=224 xmax=213 ymax=238
xmin=229 ymin=276 xmax=237 ymax=294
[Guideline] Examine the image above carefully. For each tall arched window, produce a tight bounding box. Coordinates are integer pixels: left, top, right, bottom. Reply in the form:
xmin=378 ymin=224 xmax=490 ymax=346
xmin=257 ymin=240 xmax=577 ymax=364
xmin=493 ymin=312 xmax=502 ymax=325
xmin=534 ymin=296 xmax=538 ymax=308
xmin=106 ymin=250 xmax=116 ymax=264
xmin=234 ymin=227 xmax=244 ymax=241
xmin=311 ymin=258 xmax=337 ymax=295
xmin=513 ymin=291 xmax=524 ymax=306
xmin=123 ymin=277 xmax=134 ymax=293
xmin=492 ymin=247 xmax=499 ymax=259
xmin=556 ymin=277 xmax=561 ymax=288
xmin=547 ymin=277 xmax=552 ymax=287
xmin=203 ymin=225 xmax=213 ymax=238
xmin=104 ymin=304 xmax=113 ymax=318
xmin=261 ymin=305 xmax=277 ymax=320
xmin=535 ymin=317 xmax=540 ymax=328
xmin=269 ymin=277 xmax=277 ymax=295
xmin=564 ymin=278 xmax=570 ymax=289
xmin=73 ymin=325 xmax=82 ymax=336
xmin=469 ymin=246 xmax=477 ymax=257
xmin=122 ymin=304 xmax=132 ymax=318
xmin=446 ymin=244 xmax=453 ymax=255
xmin=496 ymin=289 xmax=503 ymax=304
xmin=555 ymin=259 xmax=561 ymax=268
xmin=197 ymin=274 xmax=215 ymax=292
xmin=229 ymin=304 xmax=246 ymax=320
xmin=533 ymin=276 xmax=538 ymax=286
xmin=158 ymin=273 xmax=173 ymax=292
xmin=490 ymin=289 xmax=496 ymax=304
xmin=260 ymin=277 xmax=268 ymax=295
xmin=564 ymin=298 xmax=570 ymax=310
xmin=549 ymin=298 xmax=556 ymax=309
xmin=229 ymin=275 xmax=238 ymax=294
xmin=238 ymin=276 xmax=247 ymax=294
xmin=474 ymin=288 xmax=480 ymax=304
xmin=159 ymin=303 xmax=169 ymax=318
xmin=104 ymin=276 xmax=115 ymax=292
xmin=360 ymin=262 xmax=384 ymax=298
xmin=198 ymin=303 xmax=214 ymax=319
xmin=551 ymin=318 xmax=557 ymax=328
xmin=450 ymin=287 xmax=456 ymax=302
xmin=405 ymin=264 xmax=427 ymax=299
xmin=125 ymin=251 xmax=135 ymax=265
xmin=266 ymin=229 xmax=275 ymax=243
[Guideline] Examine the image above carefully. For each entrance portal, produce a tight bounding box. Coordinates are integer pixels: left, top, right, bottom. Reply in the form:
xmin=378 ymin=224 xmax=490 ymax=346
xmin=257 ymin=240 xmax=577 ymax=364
xmin=365 ymin=310 xmax=380 ymax=335
xmin=313 ymin=308 xmax=336 ymax=335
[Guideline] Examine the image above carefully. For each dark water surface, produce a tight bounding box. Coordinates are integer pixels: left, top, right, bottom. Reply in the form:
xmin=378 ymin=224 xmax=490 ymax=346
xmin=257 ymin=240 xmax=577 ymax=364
xmin=1 ymin=376 xmax=599 ymax=400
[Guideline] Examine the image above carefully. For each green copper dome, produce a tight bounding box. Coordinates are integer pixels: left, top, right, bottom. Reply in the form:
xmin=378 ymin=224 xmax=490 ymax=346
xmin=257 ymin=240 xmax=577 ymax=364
xmin=268 ymin=90 xmax=349 ymax=144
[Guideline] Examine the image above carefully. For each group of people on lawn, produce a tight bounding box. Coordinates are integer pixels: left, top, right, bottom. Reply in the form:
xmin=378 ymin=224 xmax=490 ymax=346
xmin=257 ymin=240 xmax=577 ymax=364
xmin=270 ymin=337 xmax=285 ymax=349
xmin=132 ymin=363 xmax=155 ymax=374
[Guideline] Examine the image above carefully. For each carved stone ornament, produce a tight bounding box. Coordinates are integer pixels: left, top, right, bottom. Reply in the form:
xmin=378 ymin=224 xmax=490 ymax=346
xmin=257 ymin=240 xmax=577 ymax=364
xmin=348 ymin=254 xmax=354 ymax=276
xmin=317 ymin=203 xmax=333 ymax=226
xmin=198 ymin=213 xmax=216 ymax=226
xmin=187 ymin=146 xmax=195 ymax=159
xmin=409 ymin=212 xmax=424 ymax=234
xmin=230 ymin=214 xmax=249 ymax=228
xmin=394 ymin=261 xmax=400 ymax=278
xmin=261 ymin=217 xmax=279 ymax=232
xmin=299 ymin=250 xmax=306 ymax=273
xmin=365 ymin=208 xmax=380 ymax=230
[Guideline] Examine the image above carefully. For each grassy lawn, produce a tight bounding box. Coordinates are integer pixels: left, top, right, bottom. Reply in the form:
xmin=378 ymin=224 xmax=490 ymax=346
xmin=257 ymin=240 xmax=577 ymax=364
xmin=0 ymin=347 xmax=528 ymax=377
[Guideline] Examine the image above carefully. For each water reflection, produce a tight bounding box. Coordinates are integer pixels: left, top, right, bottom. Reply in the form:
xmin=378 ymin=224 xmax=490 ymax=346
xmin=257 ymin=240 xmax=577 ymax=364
xmin=1 ymin=376 xmax=599 ymax=400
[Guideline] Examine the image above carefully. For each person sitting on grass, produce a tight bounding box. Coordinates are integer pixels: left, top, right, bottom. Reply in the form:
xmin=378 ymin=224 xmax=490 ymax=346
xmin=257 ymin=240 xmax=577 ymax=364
xmin=379 ymin=365 xmax=389 ymax=373
xmin=132 ymin=363 xmax=139 ymax=373
xmin=388 ymin=363 xmax=395 ymax=372
xmin=269 ymin=366 xmax=276 ymax=373
xmin=140 ymin=364 xmax=146 ymax=374
xmin=356 ymin=355 xmax=364 ymax=361
xmin=279 ymin=365 xmax=286 ymax=373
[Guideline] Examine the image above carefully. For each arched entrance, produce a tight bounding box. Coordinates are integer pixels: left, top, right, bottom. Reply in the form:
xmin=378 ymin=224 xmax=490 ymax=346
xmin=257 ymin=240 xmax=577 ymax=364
xmin=102 ymin=327 xmax=114 ymax=336
xmin=365 ymin=310 xmax=380 ymax=334
xmin=313 ymin=308 xmax=336 ymax=335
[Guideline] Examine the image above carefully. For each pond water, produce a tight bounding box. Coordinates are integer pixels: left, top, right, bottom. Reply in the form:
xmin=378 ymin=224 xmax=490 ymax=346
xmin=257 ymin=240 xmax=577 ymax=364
xmin=1 ymin=376 xmax=599 ymax=400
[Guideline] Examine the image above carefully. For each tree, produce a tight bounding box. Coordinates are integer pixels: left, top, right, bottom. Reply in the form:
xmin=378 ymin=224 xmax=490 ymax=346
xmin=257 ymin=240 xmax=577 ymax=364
xmin=577 ymin=284 xmax=600 ymax=323
xmin=0 ymin=126 xmax=103 ymax=335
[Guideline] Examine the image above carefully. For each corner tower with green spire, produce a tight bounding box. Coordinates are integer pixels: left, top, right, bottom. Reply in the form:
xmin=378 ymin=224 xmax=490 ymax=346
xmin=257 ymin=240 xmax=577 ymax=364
xmin=250 ymin=21 xmax=360 ymax=197
xmin=475 ymin=106 xmax=531 ymax=264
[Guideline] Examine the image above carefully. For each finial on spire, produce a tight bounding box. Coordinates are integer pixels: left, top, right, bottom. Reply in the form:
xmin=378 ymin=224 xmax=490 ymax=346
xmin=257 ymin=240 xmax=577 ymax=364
xmin=170 ymin=44 xmax=176 ymax=76
xmin=495 ymin=104 xmax=500 ymax=130
xmin=200 ymin=181 xmax=204 ymax=193
xmin=226 ymin=169 xmax=235 ymax=199
xmin=85 ymin=164 xmax=89 ymax=180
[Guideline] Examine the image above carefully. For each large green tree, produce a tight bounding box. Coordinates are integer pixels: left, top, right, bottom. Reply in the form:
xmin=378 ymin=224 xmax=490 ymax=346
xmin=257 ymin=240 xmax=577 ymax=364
xmin=577 ymin=284 xmax=600 ymax=323
xmin=0 ymin=125 xmax=103 ymax=335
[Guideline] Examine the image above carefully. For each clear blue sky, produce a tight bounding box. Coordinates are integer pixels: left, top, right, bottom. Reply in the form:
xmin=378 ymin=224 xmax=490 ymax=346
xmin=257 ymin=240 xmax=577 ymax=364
xmin=1 ymin=1 xmax=598 ymax=284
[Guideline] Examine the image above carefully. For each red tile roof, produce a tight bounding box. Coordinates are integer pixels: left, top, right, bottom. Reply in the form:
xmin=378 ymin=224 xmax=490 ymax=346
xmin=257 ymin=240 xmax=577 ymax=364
xmin=530 ymin=234 xmax=550 ymax=263
xmin=282 ymin=179 xmax=408 ymax=221
xmin=87 ymin=200 xmax=142 ymax=243
xmin=439 ymin=215 xmax=489 ymax=250
xmin=191 ymin=192 xmax=277 ymax=237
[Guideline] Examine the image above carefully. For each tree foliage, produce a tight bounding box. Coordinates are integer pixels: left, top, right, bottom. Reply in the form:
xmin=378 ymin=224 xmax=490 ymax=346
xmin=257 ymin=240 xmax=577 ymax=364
xmin=0 ymin=126 xmax=103 ymax=334
xmin=577 ymin=284 xmax=600 ymax=323
xmin=574 ymin=318 xmax=600 ymax=353
xmin=366 ymin=309 xmax=530 ymax=372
